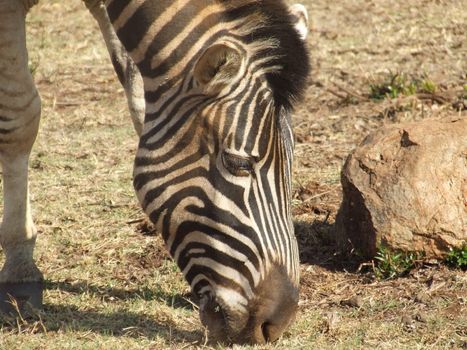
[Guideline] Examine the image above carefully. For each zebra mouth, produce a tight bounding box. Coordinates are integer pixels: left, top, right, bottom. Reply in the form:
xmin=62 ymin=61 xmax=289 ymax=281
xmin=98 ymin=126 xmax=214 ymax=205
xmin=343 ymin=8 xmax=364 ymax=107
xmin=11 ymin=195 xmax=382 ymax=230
xmin=198 ymin=291 xmax=251 ymax=344
xmin=199 ymin=292 xmax=223 ymax=318
xmin=198 ymin=292 xmax=215 ymax=313
xmin=198 ymin=292 xmax=230 ymax=341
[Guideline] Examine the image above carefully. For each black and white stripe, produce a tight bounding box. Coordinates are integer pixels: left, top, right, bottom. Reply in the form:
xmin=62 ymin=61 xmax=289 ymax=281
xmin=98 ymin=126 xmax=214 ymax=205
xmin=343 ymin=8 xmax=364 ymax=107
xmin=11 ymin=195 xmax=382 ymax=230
xmin=105 ymin=0 xmax=309 ymax=323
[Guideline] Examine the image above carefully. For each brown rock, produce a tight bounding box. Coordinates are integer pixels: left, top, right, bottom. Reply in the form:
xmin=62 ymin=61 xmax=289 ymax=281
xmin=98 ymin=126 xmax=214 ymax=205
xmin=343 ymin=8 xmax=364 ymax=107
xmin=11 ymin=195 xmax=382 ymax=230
xmin=336 ymin=117 xmax=467 ymax=258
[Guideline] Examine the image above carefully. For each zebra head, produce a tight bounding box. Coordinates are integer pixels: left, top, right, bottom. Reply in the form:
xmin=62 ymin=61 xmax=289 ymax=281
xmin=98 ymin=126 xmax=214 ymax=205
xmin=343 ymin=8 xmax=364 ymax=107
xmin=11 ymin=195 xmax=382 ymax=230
xmin=132 ymin=1 xmax=309 ymax=344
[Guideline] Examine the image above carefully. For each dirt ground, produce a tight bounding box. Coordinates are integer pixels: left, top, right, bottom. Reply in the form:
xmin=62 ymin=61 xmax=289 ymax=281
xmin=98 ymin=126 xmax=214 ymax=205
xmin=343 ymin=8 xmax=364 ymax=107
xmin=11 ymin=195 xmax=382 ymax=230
xmin=0 ymin=0 xmax=466 ymax=349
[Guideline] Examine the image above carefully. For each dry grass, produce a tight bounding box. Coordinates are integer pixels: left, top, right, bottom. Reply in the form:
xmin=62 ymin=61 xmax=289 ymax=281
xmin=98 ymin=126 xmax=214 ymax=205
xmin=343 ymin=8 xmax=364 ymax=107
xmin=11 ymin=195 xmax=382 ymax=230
xmin=1 ymin=0 xmax=466 ymax=349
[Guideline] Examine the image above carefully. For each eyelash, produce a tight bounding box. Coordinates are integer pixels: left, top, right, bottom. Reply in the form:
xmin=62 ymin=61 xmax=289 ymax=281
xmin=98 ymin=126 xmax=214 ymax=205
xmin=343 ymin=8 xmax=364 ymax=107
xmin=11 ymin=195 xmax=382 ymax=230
xmin=221 ymin=151 xmax=255 ymax=177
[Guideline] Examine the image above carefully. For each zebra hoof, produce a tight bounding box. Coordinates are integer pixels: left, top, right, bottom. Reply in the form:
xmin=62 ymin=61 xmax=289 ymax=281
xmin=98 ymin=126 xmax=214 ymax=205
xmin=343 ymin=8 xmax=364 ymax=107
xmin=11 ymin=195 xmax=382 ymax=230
xmin=0 ymin=281 xmax=43 ymax=315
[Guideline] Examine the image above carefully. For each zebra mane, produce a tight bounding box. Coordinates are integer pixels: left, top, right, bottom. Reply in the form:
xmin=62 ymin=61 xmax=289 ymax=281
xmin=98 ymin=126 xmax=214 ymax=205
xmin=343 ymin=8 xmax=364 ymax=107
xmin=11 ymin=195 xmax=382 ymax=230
xmin=221 ymin=0 xmax=310 ymax=111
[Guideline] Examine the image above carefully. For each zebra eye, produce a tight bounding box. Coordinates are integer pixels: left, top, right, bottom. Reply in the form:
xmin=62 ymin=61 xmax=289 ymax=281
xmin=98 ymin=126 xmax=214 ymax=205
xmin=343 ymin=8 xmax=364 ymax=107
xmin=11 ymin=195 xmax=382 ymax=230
xmin=222 ymin=151 xmax=254 ymax=177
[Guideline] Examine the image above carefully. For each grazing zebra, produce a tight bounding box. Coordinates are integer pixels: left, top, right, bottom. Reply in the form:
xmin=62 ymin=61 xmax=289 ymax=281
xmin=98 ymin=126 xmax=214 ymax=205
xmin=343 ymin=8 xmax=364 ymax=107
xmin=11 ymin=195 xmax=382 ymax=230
xmin=0 ymin=0 xmax=309 ymax=345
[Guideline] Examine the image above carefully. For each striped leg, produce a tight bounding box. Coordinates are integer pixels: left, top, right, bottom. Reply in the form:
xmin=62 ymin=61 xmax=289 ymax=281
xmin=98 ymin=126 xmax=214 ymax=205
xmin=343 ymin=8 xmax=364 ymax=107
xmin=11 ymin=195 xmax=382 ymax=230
xmin=85 ymin=0 xmax=145 ymax=136
xmin=0 ymin=0 xmax=43 ymax=313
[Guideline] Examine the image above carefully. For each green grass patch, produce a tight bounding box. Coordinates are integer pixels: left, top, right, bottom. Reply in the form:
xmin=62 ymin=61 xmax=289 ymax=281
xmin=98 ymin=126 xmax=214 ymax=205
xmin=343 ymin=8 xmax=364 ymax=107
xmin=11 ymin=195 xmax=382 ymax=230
xmin=373 ymin=246 xmax=422 ymax=279
xmin=445 ymin=244 xmax=467 ymax=270
xmin=369 ymin=72 xmax=437 ymax=100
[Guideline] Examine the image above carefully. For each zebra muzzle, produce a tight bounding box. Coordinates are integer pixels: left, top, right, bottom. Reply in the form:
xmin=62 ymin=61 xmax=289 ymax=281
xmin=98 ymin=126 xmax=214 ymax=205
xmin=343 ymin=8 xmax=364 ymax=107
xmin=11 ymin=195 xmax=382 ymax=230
xmin=200 ymin=267 xmax=299 ymax=345
xmin=198 ymin=292 xmax=230 ymax=341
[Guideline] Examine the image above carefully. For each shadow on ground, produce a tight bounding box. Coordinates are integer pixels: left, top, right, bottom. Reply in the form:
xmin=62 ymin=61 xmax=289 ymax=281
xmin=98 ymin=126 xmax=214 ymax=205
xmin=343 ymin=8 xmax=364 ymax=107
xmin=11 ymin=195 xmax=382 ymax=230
xmin=43 ymin=303 xmax=201 ymax=341
xmin=45 ymin=280 xmax=195 ymax=310
xmin=0 ymin=302 xmax=202 ymax=342
xmin=295 ymin=218 xmax=363 ymax=272
xmin=0 ymin=280 xmax=202 ymax=342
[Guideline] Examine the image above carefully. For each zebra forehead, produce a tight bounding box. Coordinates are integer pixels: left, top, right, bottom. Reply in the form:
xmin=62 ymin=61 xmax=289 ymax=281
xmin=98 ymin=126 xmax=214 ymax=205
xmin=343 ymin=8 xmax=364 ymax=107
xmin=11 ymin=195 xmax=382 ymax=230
xmin=219 ymin=0 xmax=310 ymax=111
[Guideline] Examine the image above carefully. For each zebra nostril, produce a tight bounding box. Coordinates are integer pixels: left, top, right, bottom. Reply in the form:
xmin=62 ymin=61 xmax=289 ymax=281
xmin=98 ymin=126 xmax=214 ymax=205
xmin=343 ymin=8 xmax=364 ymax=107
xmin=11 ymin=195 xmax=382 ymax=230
xmin=261 ymin=322 xmax=271 ymax=342
xmin=248 ymin=266 xmax=299 ymax=344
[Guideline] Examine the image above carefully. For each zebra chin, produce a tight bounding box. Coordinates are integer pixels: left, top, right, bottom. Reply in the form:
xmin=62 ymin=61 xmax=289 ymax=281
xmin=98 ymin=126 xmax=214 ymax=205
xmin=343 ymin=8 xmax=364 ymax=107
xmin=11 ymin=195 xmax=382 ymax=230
xmin=197 ymin=266 xmax=299 ymax=345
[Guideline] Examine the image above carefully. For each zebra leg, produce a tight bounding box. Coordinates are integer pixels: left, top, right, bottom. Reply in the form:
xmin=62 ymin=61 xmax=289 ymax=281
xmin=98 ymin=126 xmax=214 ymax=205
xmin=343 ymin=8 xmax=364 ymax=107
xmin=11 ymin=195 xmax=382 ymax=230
xmin=0 ymin=0 xmax=43 ymax=313
xmin=85 ymin=0 xmax=145 ymax=136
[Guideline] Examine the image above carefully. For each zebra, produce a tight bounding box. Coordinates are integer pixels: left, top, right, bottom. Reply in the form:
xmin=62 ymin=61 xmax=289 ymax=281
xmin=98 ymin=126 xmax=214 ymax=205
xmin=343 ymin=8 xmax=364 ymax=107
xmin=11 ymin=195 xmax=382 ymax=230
xmin=0 ymin=0 xmax=145 ymax=314
xmin=0 ymin=0 xmax=310 ymax=345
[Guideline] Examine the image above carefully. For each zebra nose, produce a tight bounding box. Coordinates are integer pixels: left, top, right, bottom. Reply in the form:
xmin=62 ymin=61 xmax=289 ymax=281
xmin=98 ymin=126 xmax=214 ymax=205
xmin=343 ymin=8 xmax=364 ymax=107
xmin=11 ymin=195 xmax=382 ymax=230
xmin=249 ymin=297 xmax=298 ymax=344
xmin=248 ymin=268 xmax=299 ymax=344
xmin=261 ymin=322 xmax=272 ymax=342
xmin=198 ymin=267 xmax=299 ymax=344
xmin=253 ymin=321 xmax=280 ymax=343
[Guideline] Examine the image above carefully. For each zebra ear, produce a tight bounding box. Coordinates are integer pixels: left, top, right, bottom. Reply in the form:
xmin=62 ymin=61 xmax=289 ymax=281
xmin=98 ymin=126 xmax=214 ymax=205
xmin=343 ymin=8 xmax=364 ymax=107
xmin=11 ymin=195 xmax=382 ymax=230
xmin=289 ymin=4 xmax=309 ymax=41
xmin=193 ymin=43 xmax=242 ymax=94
